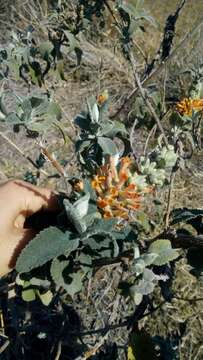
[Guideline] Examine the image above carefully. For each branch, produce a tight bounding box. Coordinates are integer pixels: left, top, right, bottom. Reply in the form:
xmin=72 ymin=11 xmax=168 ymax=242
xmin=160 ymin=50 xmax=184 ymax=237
xmin=164 ymin=160 xmax=179 ymax=229
xmin=128 ymin=51 xmax=169 ymax=148
xmin=173 ymin=295 xmax=203 ymax=303
xmin=110 ymin=15 xmax=203 ymax=119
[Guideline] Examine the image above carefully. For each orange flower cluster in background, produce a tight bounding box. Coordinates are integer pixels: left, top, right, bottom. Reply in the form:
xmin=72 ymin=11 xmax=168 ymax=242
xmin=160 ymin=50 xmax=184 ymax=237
xmin=91 ymin=156 xmax=150 ymax=220
xmin=176 ymin=98 xmax=203 ymax=116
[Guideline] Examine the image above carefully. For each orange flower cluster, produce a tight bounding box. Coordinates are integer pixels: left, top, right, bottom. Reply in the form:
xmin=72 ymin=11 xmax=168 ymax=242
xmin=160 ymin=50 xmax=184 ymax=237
xmin=176 ymin=98 xmax=203 ymax=116
xmin=92 ymin=156 xmax=149 ymax=220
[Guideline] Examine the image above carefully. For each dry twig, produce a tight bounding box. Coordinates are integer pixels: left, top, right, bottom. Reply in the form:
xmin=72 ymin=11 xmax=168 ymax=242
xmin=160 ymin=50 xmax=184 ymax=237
xmin=129 ymin=51 xmax=169 ymax=148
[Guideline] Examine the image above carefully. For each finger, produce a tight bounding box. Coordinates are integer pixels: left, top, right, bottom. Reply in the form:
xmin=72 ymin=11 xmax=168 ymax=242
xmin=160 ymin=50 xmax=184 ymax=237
xmin=0 ymin=180 xmax=59 ymax=230
xmin=15 ymin=180 xmax=58 ymax=213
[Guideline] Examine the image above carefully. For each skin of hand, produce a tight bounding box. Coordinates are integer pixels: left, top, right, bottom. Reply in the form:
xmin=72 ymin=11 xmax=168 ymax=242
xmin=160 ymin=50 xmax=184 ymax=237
xmin=0 ymin=180 xmax=58 ymax=277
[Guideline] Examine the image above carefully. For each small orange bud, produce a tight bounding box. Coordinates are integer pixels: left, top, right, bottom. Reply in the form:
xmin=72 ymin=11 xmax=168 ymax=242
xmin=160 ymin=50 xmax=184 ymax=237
xmin=97 ymin=90 xmax=109 ymax=106
xmin=73 ymin=180 xmax=84 ymax=192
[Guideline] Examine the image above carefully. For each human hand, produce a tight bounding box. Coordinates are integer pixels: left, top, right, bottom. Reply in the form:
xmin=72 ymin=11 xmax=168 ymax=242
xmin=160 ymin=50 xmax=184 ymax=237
xmin=0 ymin=180 xmax=58 ymax=277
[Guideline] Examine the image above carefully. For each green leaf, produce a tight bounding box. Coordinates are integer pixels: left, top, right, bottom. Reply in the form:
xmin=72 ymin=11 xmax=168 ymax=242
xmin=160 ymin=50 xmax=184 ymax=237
xmin=38 ymin=41 xmax=53 ymax=60
xmin=83 ymin=237 xmax=102 ymax=250
xmin=50 ymin=258 xmax=69 ymax=288
xmin=46 ymin=102 xmax=62 ymax=121
xmin=171 ymin=208 xmax=203 ymax=225
xmin=22 ymin=288 xmax=36 ymax=302
xmin=31 ymin=99 xmax=60 ymax=119
xmin=84 ymin=218 xmax=118 ymax=238
xmin=37 ymin=290 xmax=53 ymax=306
xmin=132 ymin=278 xmax=155 ymax=296
xmin=63 ymin=198 xmax=87 ymax=234
xmin=131 ymin=292 xmax=143 ymax=306
xmin=63 ymin=30 xmax=77 ymax=53
xmin=64 ymin=272 xmax=83 ymax=297
xmin=29 ymin=277 xmax=50 ymax=288
xmin=148 ymin=239 xmax=179 ymax=266
xmin=83 ymin=179 xmax=97 ymax=201
xmin=77 ymin=253 xmax=92 ymax=274
xmin=97 ymin=121 xmax=114 ymax=137
xmin=128 ymin=331 xmax=158 ymax=360
xmin=51 ymin=258 xmax=83 ymax=297
xmin=73 ymin=193 xmax=90 ymax=218
xmin=135 ymin=211 xmax=151 ymax=233
xmin=141 ymin=253 xmax=158 ymax=266
xmin=83 ymin=211 xmax=101 ymax=228
xmin=98 ymin=120 xmax=127 ymax=137
xmin=98 ymin=137 xmax=118 ymax=155
xmin=28 ymin=119 xmax=54 ymax=132
xmin=133 ymin=259 xmax=146 ymax=274
xmin=143 ymin=268 xmax=156 ymax=282
xmin=74 ymin=113 xmax=91 ymax=131
xmin=187 ymin=248 xmax=203 ymax=277
xmin=5 ymin=112 xmax=22 ymax=124
xmin=16 ymin=227 xmax=79 ymax=273
xmin=21 ymin=98 xmax=32 ymax=122
xmin=91 ymin=103 xmax=99 ymax=123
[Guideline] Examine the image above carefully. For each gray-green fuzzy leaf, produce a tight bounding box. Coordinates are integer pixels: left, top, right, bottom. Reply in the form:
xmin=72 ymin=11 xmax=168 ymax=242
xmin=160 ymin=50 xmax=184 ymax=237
xmin=16 ymin=227 xmax=79 ymax=273
xmin=171 ymin=208 xmax=203 ymax=225
xmin=98 ymin=137 xmax=118 ymax=155
xmin=148 ymin=239 xmax=179 ymax=266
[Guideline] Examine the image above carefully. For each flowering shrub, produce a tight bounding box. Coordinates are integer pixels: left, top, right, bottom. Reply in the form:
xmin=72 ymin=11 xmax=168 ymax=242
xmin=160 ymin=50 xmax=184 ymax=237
xmin=0 ymin=1 xmax=203 ymax=359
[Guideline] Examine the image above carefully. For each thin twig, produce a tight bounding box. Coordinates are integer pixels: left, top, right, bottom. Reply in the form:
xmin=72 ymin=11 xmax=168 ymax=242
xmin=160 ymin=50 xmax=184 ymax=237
xmin=40 ymin=146 xmax=66 ymax=177
xmin=143 ymin=124 xmax=157 ymax=156
xmin=103 ymin=0 xmax=122 ymax=32
xmin=54 ymin=340 xmax=62 ymax=360
xmin=129 ymin=118 xmax=141 ymax=172
xmin=165 ymin=167 xmax=177 ymax=230
xmin=162 ymin=64 xmax=167 ymax=113
xmin=174 ymin=296 xmax=203 ymax=302
xmin=133 ymin=39 xmax=148 ymax=63
xmin=0 ymin=131 xmax=48 ymax=176
xmin=129 ymin=51 xmax=169 ymax=148
xmin=80 ymin=332 xmax=109 ymax=360
xmin=0 ymin=338 xmax=9 ymax=355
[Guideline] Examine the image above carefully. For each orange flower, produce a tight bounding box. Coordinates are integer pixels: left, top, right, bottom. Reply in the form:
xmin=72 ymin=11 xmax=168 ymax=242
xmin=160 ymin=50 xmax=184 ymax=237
xmin=103 ymin=209 xmax=113 ymax=219
xmin=91 ymin=156 xmax=150 ymax=220
xmin=118 ymin=157 xmax=131 ymax=186
xmin=112 ymin=209 xmax=129 ymax=219
xmin=109 ymin=187 xmax=119 ymax=197
xmin=176 ymin=98 xmax=203 ymax=116
xmin=97 ymin=198 xmax=109 ymax=209
xmin=97 ymin=91 xmax=109 ymax=106
xmin=91 ymin=175 xmax=106 ymax=193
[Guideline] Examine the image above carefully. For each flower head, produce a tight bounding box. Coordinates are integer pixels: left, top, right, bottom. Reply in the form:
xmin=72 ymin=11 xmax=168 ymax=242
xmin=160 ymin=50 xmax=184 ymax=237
xmin=176 ymin=98 xmax=203 ymax=116
xmin=92 ymin=156 xmax=150 ymax=220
